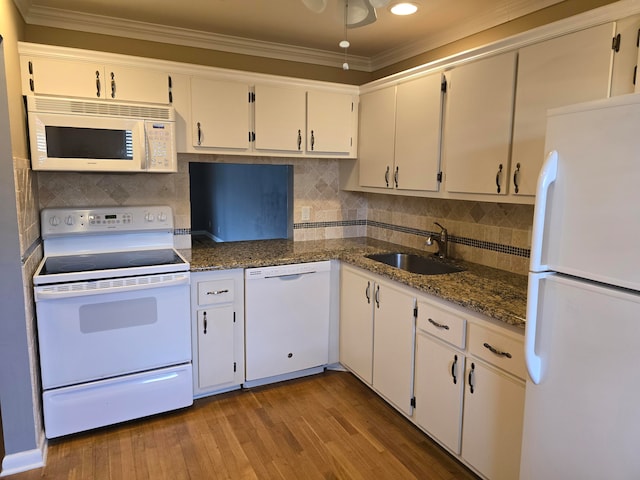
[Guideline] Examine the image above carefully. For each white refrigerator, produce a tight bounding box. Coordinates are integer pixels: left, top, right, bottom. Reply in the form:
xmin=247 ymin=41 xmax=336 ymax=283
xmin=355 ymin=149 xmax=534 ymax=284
xmin=520 ymin=94 xmax=640 ymax=479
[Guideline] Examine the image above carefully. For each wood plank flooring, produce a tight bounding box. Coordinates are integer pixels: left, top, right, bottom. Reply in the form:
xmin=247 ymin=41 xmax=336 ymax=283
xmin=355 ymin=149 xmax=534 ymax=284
xmin=7 ymin=371 xmax=480 ymax=479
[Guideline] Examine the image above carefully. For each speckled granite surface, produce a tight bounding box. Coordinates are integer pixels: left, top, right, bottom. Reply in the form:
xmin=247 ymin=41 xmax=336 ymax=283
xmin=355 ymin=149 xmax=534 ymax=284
xmin=180 ymin=236 xmax=527 ymax=328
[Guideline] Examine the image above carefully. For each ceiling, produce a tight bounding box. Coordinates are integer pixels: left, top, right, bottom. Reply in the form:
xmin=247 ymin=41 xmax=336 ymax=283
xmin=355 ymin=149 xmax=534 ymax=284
xmin=14 ymin=0 xmax=566 ymax=71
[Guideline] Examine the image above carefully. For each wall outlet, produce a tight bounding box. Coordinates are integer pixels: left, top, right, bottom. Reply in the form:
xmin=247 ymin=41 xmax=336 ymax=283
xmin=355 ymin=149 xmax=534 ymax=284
xmin=301 ymin=206 xmax=311 ymax=221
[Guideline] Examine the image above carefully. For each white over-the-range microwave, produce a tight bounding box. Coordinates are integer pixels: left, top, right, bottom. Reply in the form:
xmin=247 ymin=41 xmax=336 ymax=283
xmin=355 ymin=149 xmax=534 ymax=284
xmin=26 ymin=95 xmax=177 ymax=173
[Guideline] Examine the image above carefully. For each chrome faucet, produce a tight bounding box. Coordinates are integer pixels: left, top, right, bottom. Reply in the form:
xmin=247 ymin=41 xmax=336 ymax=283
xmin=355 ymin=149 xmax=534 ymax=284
xmin=426 ymin=222 xmax=449 ymax=259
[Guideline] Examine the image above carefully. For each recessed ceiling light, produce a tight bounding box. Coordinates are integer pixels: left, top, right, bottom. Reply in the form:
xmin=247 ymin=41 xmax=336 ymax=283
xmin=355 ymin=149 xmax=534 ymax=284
xmin=390 ymin=2 xmax=419 ymax=15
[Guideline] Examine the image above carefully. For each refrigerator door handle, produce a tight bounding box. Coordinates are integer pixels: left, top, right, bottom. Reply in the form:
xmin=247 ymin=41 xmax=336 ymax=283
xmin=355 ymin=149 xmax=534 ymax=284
xmin=525 ymin=273 xmax=545 ymax=384
xmin=530 ymin=150 xmax=558 ymax=272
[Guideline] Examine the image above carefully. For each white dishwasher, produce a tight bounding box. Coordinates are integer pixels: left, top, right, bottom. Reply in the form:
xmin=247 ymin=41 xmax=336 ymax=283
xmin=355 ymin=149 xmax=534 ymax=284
xmin=245 ymin=261 xmax=331 ymax=385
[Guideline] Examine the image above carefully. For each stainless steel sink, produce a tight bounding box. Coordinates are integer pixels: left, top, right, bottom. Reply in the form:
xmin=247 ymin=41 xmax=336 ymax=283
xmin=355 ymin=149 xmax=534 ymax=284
xmin=366 ymin=252 xmax=465 ymax=275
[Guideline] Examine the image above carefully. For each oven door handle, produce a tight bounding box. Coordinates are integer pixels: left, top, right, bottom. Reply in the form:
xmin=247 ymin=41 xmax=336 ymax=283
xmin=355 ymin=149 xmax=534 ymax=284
xmin=35 ymin=274 xmax=190 ymax=301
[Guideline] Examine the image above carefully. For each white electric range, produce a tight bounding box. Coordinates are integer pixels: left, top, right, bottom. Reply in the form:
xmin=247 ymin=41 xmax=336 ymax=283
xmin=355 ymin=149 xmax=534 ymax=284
xmin=33 ymin=205 xmax=193 ymax=438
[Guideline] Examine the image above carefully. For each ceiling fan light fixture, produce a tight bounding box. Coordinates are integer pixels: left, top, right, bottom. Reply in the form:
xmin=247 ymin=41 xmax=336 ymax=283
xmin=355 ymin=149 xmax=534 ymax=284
xmin=368 ymin=0 xmax=391 ymax=8
xmin=344 ymin=0 xmax=377 ymax=28
xmin=390 ymin=2 xmax=419 ymax=15
xmin=301 ymin=0 xmax=328 ymax=13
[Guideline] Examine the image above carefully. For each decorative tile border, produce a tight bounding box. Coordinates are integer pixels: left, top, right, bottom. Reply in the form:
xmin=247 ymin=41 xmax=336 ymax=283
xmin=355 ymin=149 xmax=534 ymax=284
xmin=295 ymin=220 xmax=531 ymax=258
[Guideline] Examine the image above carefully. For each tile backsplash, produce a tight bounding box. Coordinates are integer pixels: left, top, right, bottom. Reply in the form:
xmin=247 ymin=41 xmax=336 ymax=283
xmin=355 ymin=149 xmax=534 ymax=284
xmin=35 ymin=154 xmax=534 ymax=275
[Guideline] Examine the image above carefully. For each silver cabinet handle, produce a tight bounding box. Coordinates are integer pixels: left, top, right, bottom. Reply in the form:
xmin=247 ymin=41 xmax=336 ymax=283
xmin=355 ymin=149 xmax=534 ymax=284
xmin=394 ymin=166 xmax=399 ymax=188
xmin=384 ymin=166 xmax=390 ymax=187
xmin=310 ymin=130 xmax=315 ymax=150
xmin=203 ymin=311 xmax=208 ymax=334
xmin=468 ymin=362 xmax=475 ymax=394
xmin=496 ymin=163 xmax=503 ymax=193
xmin=365 ymin=281 xmax=371 ymax=304
xmin=483 ymin=342 xmax=512 ymax=358
xmin=297 ymin=129 xmax=302 ymax=150
xmin=95 ymin=70 xmax=101 ymax=97
xmin=197 ymin=122 xmax=202 ymax=145
xmin=428 ymin=318 xmax=450 ymax=330
xmin=375 ymin=285 xmax=380 ymax=308
xmin=206 ymin=289 xmax=229 ymax=295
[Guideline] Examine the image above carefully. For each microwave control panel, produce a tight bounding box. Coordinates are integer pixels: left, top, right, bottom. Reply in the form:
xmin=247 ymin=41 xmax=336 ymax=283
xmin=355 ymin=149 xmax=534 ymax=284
xmin=145 ymin=121 xmax=177 ymax=172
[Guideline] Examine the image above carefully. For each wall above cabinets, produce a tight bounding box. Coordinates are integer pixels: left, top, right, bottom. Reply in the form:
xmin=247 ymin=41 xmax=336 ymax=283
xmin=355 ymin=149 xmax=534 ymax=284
xmin=343 ymin=4 xmax=640 ymax=205
xmin=18 ymin=42 xmax=360 ymax=161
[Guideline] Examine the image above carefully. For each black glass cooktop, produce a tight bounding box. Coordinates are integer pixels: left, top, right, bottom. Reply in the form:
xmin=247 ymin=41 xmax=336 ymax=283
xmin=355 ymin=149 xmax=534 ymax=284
xmin=41 ymin=249 xmax=186 ymax=275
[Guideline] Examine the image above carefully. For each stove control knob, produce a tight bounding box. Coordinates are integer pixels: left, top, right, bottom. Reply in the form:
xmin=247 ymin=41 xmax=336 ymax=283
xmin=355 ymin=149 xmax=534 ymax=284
xmin=49 ymin=216 xmax=60 ymax=227
xmin=158 ymin=212 xmax=167 ymax=222
xmin=145 ymin=213 xmax=155 ymax=222
xmin=64 ymin=215 xmax=75 ymax=226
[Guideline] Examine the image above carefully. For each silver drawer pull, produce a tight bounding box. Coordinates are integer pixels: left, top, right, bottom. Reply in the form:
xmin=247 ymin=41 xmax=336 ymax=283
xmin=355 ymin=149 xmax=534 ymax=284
xmin=483 ymin=342 xmax=512 ymax=359
xmin=206 ymin=289 xmax=229 ymax=295
xmin=428 ymin=318 xmax=450 ymax=330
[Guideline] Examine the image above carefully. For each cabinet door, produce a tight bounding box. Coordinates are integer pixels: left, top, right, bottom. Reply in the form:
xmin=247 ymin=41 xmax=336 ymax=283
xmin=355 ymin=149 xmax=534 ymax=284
xmin=443 ymin=51 xmax=517 ymax=195
xmin=339 ymin=267 xmax=375 ymax=384
xmin=196 ymin=306 xmax=236 ymax=390
xmin=358 ymin=87 xmax=396 ymax=188
xmin=190 ymin=77 xmax=250 ymax=150
xmin=612 ymin=15 xmax=640 ymax=96
xmin=307 ymin=90 xmax=354 ymax=155
xmin=414 ymin=333 xmax=464 ymax=454
xmin=462 ymin=359 xmax=525 ymax=480
xmin=27 ymin=57 xmax=104 ymax=99
xmin=511 ymin=23 xmax=614 ymax=196
xmin=372 ymin=280 xmax=416 ymax=416
xmin=254 ymin=84 xmax=305 ymax=153
xmin=394 ymin=73 xmax=443 ymax=191
xmin=106 ymin=65 xmax=169 ymax=104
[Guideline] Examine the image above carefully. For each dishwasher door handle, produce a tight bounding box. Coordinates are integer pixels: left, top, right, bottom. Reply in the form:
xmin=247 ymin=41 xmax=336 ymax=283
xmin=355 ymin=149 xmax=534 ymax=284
xmin=264 ymin=271 xmax=317 ymax=280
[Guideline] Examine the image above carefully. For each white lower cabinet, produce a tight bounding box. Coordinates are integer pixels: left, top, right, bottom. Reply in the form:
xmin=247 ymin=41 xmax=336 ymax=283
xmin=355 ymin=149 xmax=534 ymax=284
xmin=340 ymin=263 xmax=526 ymax=480
xmin=414 ymin=301 xmax=466 ymax=454
xmin=461 ymin=322 xmax=526 ymax=480
xmin=371 ymin=278 xmax=416 ymax=416
xmin=190 ymin=269 xmax=244 ymax=398
xmin=340 ymin=265 xmax=416 ymax=416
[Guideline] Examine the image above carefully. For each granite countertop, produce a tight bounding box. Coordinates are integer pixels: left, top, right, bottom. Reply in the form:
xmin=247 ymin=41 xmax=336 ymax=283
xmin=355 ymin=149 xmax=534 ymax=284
xmin=180 ymin=236 xmax=527 ymax=328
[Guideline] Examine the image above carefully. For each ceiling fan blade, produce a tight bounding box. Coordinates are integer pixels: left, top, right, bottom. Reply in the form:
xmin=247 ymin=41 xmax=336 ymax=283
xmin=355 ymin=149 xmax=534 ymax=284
xmin=343 ymin=0 xmax=377 ymax=28
xmin=302 ymin=0 xmax=327 ymax=13
xmin=368 ymin=0 xmax=391 ymax=8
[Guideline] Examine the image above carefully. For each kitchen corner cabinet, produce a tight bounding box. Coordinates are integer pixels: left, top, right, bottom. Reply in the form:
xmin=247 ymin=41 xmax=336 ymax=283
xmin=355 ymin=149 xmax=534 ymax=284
xmin=442 ymin=51 xmax=517 ymax=196
xmin=190 ymin=77 xmax=251 ymax=151
xmin=254 ymin=84 xmax=306 ymax=153
xmin=307 ymin=90 xmax=355 ymax=156
xmin=190 ymin=270 xmax=245 ymax=398
xmin=358 ymin=72 xmax=443 ymax=191
xmin=510 ymin=23 xmax=614 ymax=196
xmin=339 ymin=266 xmax=375 ymax=383
xmin=340 ymin=265 xmax=416 ymax=416
xmin=21 ymin=56 xmax=169 ymax=104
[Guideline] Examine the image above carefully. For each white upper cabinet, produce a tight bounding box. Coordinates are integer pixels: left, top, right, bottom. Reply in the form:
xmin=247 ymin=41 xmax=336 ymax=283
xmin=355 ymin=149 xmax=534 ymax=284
xmin=359 ymin=72 xmax=443 ymax=191
xmin=394 ymin=73 xmax=443 ymax=192
xmin=21 ymin=56 xmax=169 ymax=104
xmin=442 ymin=51 xmax=517 ymax=196
xmin=358 ymin=86 xmax=396 ymax=188
xmin=254 ymin=84 xmax=306 ymax=153
xmin=307 ymin=90 xmax=355 ymax=156
xmin=190 ymin=77 xmax=250 ymax=151
xmin=612 ymin=15 xmax=640 ymax=96
xmin=510 ymin=23 xmax=615 ymax=196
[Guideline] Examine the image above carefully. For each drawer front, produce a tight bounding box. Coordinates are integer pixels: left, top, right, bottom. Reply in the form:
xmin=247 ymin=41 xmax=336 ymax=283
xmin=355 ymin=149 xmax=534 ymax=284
xmin=197 ymin=279 xmax=234 ymax=305
xmin=417 ymin=301 xmax=466 ymax=349
xmin=467 ymin=323 xmax=525 ymax=379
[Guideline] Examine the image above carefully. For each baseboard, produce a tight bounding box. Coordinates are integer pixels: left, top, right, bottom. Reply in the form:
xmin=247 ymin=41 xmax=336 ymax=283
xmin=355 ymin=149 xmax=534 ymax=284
xmin=243 ymin=366 xmax=325 ymax=389
xmin=1 ymin=438 xmax=47 ymax=477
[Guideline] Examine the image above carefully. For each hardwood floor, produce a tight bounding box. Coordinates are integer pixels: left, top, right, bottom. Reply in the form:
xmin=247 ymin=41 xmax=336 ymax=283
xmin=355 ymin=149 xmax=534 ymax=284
xmin=7 ymin=371 xmax=479 ymax=479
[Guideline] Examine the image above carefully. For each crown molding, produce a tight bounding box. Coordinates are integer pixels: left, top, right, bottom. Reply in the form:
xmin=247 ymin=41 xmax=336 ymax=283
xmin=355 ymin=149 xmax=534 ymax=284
xmin=22 ymin=5 xmax=373 ymax=72
xmin=362 ymin=0 xmax=640 ymax=91
xmin=370 ymin=0 xmax=566 ymax=70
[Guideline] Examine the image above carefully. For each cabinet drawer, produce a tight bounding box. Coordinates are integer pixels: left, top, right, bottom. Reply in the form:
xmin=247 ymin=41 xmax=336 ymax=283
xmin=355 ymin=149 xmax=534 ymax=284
xmin=197 ymin=279 xmax=234 ymax=305
xmin=467 ymin=323 xmax=525 ymax=379
xmin=417 ymin=302 xmax=466 ymax=349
